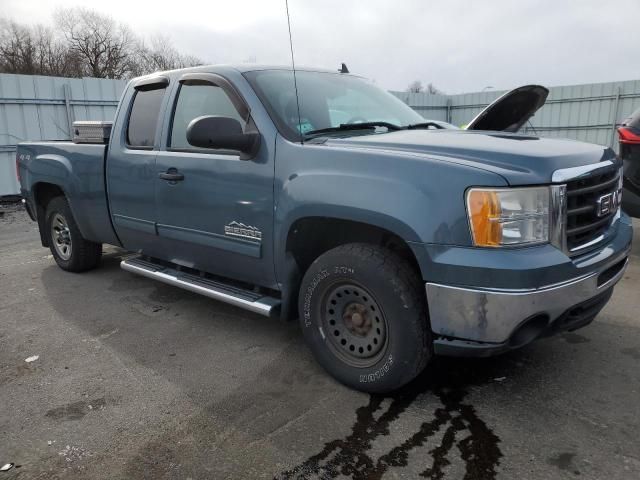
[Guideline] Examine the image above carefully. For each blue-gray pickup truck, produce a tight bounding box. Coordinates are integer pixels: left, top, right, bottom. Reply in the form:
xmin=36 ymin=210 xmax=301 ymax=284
xmin=17 ymin=65 xmax=632 ymax=392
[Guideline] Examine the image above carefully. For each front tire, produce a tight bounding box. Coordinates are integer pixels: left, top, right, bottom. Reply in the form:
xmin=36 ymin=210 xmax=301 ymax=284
xmin=44 ymin=196 xmax=102 ymax=272
xmin=299 ymin=243 xmax=431 ymax=393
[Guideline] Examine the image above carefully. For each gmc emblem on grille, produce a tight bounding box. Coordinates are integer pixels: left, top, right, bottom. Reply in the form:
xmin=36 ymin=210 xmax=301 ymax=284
xmin=596 ymin=192 xmax=618 ymax=217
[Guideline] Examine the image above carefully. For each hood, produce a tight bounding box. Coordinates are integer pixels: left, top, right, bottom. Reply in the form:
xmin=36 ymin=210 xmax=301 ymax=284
xmin=466 ymin=85 xmax=549 ymax=132
xmin=325 ymin=129 xmax=616 ymax=185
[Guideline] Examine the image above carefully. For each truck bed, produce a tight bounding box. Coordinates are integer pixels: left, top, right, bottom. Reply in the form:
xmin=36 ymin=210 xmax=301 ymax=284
xmin=17 ymin=141 xmax=120 ymax=246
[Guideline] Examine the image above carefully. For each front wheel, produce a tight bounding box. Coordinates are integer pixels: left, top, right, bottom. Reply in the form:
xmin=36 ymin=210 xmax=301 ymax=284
xmin=299 ymin=243 xmax=431 ymax=393
xmin=44 ymin=196 xmax=102 ymax=272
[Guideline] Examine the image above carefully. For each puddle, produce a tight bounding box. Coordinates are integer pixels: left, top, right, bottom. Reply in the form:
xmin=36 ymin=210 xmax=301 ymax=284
xmin=277 ymin=358 xmax=504 ymax=479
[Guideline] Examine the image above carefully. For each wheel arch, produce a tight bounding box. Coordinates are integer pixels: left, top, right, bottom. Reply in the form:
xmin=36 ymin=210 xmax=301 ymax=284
xmin=278 ymin=215 xmax=425 ymax=322
xmin=32 ymin=182 xmax=69 ymax=247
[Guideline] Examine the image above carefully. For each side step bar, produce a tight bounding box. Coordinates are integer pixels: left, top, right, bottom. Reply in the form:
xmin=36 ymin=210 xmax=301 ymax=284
xmin=120 ymin=256 xmax=280 ymax=317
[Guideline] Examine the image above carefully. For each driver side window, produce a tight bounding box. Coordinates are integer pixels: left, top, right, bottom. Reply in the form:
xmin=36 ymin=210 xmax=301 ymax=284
xmin=170 ymin=84 xmax=246 ymax=150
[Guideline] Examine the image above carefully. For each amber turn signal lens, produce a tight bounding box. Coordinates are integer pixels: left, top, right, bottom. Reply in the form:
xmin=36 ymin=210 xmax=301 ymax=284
xmin=467 ymin=190 xmax=502 ymax=246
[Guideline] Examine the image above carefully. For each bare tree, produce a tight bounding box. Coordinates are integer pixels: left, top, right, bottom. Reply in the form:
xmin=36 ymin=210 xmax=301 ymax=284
xmin=0 ymin=20 xmax=36 ymax=74
xmin=426 ymin=82 xmax=443 ymax=95
xmin=1 ymin=9 xmax=202 ymax=79
xmin=54 ymin=7 xmax=135 ymax=79
xmin=32 ymin=25 xmax=83 ymax=77
xmin=130 ymin=35 xmax=202 ymax=77
xmin=406 ymin=80 xmax=423 ymax=93
xmin=406 ymin=80 xmax=443 ymax=95
xmin=0 ymin=19 xmax=80 ymax=76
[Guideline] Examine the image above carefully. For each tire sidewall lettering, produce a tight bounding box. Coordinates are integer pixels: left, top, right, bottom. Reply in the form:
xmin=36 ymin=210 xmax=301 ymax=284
xmin=359 ymin=354 xmax=394 ymax=383
xmin=303 ymin=264 xmax=398 ymax=384
xmin=302 ymin=269 xmax=330 ymax=327
xmin=334 ymin=266 xmax=354 ymax=275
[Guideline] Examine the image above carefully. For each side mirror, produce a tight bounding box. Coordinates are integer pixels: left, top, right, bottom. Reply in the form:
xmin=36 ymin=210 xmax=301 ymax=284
xmin=186 ymin=115 xmax=260 ymax=159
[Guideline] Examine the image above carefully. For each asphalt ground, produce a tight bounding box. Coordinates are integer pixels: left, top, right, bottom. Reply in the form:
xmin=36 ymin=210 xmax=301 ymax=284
xmin=1 ymin=203 xmax=639 ymax=480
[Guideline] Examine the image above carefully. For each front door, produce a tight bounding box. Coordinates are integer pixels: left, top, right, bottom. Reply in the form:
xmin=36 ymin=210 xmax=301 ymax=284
xmin=154 ymin=74 xmax=276 ymax=288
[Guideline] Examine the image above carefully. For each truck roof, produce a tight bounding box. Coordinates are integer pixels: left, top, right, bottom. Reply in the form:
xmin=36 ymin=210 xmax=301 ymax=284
xmin=131 ymin=64 xmax=361 ymax=82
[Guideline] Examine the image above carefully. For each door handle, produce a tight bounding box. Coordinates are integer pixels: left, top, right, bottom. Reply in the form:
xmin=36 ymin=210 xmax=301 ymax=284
xmin=159 ymin=168 xmax=184 ymax=182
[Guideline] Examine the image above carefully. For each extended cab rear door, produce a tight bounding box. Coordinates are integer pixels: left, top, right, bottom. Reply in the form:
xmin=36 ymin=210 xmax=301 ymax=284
xmin=107 ymin=76 xmax=170 ymax=253
xmin=153 ymin=72 xmax=277 ymax=288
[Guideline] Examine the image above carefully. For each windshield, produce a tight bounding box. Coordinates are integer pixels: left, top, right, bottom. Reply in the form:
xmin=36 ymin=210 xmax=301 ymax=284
xmin=244 ymin=69 xmax=427 ymax=141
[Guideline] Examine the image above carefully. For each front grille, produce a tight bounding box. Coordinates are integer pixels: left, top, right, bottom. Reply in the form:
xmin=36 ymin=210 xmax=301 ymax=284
xmin=565 ymin=168 xmax=619 ymax=253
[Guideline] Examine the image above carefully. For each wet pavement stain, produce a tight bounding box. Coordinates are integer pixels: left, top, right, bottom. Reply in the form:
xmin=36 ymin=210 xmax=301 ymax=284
xmin=547 ymin=452 xmax=579 ymax=475
xmin=620 ymin=347 xmax=640 ymax=360
xmin=147 ymin=284 xmax=187 ymax=304
xmin=15 ymin=363 xmax=37 ymax=377
xmin=107 ymin=276 xmax=149 ymax=292
xmin=277 ymin=359 xmax=503 ymax=480
xmin=45 ymin=397 xmax=108 ymax=421
xmin=561 ymin=333 xmax=591 ymax=344
xmin=120 ymin=296 xmax=167 ymax=317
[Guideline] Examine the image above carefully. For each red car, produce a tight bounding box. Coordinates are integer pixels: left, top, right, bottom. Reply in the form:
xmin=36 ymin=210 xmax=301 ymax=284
xmin=620 ymin=108 xmax=640 ymax=217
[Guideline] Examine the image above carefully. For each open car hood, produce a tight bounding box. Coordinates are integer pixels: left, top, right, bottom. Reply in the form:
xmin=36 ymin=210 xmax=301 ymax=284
xmin=466 ymin=85 xmax=549 ymax=132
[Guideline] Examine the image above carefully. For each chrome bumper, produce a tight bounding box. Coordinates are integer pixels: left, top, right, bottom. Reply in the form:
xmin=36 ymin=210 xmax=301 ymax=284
xmin=426 ymin=254 xmax=628 ymax=345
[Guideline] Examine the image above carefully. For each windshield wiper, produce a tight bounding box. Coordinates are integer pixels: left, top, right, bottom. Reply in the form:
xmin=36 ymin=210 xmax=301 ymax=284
xmin=404 ymin=122 xmax=446 ymax=130
xmin=304 ymin=121 xmax=401 ymax=139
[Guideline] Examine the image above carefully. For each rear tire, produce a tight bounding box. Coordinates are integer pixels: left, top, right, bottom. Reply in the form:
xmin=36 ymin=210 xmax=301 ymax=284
xmin=299 ymin=243 xmax=431 ymax=393
xmin=44 ymin=196 xmax=102 ymax=272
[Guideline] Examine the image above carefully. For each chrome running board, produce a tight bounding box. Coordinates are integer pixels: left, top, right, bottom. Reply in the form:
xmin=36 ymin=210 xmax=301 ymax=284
xmin=120 ymin=256 xmax=280 ymax=317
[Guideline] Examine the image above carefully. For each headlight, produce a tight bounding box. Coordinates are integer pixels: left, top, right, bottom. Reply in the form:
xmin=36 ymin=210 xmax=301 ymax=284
xmin=466 ymin=187 xmax=550 ymax=247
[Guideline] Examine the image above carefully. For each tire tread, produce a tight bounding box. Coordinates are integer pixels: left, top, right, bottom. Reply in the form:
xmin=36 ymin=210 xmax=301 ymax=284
xmin=335 ymin=243 xmax=431 ymax=379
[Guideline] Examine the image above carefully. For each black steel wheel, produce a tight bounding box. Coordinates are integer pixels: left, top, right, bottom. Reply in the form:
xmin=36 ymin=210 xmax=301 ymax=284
xmin=321 ymin=282 xmax=388 ymax=367
xmin=299 ymin=243 xmax=431 ymax=393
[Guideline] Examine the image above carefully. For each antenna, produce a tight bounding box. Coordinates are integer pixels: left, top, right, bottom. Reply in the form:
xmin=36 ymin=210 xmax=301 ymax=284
xmin=285 ymin=0 xmax=303 ymax=144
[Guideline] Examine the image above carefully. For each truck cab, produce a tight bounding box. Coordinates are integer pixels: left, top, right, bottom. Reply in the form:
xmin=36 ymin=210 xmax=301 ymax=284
xmin=17 ymin=65 xmax=632 ymax=392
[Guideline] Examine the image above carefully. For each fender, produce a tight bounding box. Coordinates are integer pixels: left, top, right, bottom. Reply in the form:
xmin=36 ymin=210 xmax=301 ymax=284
xmin=19 ymin=143 xmax=121 ymax=247
xmin=24 ymin=153 xmax=76 ymax=246
xmin=273 ymin=136 xmax=509 ymax=290
xmin=275 ymin=155 xmax=508 ymax=247
xmin=278 ymin=171 xmax=424 ymax=244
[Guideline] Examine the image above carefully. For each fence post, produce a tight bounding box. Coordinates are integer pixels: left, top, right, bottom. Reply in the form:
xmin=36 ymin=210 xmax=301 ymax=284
xmin=446 ymin=98 xmax=452 ymax=124
xmin=63 ymin=84 xmax=74 ymax=139
xmin=610 ymin=86 xmax=622 ymax=148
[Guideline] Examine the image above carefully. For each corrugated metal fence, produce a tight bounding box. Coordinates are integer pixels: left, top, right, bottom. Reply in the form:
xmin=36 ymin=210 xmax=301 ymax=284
xmin=1 ymin=73 xmax=640 ymax=196
xmin=0 ymin=74 xmax=126 ymax=197
xmin=391 ymin=79 xmax=640 ymax=150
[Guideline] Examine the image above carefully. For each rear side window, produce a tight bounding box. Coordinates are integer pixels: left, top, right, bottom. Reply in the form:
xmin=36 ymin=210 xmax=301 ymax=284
xmin=127 ymin=87 xmax=166 ymax=148
xmin=170 ymin=84 xmax=246 ymax=150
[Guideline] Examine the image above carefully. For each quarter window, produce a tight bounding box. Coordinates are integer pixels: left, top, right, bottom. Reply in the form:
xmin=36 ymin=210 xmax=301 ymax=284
xmin=170 ymin=84 xmax=246 ymax=150
xmin=127 ymin=87 xmax=166 ymax=148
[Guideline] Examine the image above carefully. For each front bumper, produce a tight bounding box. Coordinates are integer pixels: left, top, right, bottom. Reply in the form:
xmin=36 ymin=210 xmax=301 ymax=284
xmin=426 ymin=215 xmax=632 ymax=357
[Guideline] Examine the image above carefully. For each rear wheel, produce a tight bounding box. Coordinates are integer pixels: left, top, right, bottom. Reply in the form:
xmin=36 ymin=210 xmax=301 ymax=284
xmin=299 ymin=243 xmax=431 ymax=393
xmin=45 ymin=196 xmax=102 ymax=272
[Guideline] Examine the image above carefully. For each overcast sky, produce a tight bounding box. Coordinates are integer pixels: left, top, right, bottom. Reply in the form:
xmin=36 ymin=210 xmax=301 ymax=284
xmin=2 ymin=0 xmax=639 ymax=93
